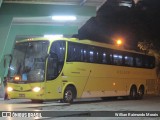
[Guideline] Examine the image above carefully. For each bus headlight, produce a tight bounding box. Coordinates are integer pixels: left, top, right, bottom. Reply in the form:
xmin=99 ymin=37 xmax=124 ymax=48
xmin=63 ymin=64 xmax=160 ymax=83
xmin=7 ymin=87 xmax=13 ymax=92
xmin=32 ymin=87 xmax=41 ymax=92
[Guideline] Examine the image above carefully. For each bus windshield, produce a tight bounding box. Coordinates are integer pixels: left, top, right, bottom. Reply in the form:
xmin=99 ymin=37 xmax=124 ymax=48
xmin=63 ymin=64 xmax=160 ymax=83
xmin=9 ymin=41 xmax=49 ymax=82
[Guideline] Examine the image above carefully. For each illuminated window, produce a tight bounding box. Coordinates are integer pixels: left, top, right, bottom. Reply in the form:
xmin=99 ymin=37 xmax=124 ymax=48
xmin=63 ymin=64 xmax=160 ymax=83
xmin=124 ymin=56 xmax=133 ymax=66
xmin=102 ymin=52 xmax=107 ymax=63
xmin=113 ymin=54 xmax=123 ymax=65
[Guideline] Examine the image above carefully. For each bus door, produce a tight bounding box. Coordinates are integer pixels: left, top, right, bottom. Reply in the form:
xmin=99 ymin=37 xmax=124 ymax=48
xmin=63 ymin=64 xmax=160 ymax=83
xmin=45 ymin=41 xmax=66 ymax=99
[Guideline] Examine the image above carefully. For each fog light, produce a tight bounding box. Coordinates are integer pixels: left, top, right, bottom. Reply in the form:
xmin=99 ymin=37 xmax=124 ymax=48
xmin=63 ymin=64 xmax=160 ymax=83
xmin=33 ymin=87 xmax=41 ymax=92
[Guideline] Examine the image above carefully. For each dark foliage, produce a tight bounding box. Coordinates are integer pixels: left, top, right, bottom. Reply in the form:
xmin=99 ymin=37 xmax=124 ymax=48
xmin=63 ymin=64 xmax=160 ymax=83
xmin=75 ymin=0 xmax=160 ymax=51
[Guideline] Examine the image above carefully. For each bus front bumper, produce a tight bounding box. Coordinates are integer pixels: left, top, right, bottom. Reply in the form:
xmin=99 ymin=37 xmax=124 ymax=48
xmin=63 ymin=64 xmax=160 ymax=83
xmin=7 ymin=91 xmax=45 ymax=100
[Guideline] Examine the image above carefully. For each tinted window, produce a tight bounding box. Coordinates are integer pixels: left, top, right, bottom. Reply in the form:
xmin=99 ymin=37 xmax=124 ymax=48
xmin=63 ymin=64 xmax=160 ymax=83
xmin=113 ymin=53 xmax=123 ymax=65
xmin=50 ymin=41 xmax=66 ymax=62
xmin=83 ymin=47 xmax=88 ymax=62
xmin=135 ymin=56 xmax=143 ymax=67
xmin=88 ymin=46 xmax=95 ymax=63
xmin=124 ymin=55 xmax=134 ymax=66
xmin=67 ymin=42 xmax=83 ymax=62
xmin=67 ymin=42 xmax=155 ymax=69
xmin=102 ymin=52 xmax=107 ymax=64
xmin=148 ymin=56 xmax=155 ymax=68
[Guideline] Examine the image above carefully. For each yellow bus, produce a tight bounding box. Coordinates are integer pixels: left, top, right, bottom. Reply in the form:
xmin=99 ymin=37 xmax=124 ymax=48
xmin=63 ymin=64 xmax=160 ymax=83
xmin=7 ymin=37 xmax=157 ymax=103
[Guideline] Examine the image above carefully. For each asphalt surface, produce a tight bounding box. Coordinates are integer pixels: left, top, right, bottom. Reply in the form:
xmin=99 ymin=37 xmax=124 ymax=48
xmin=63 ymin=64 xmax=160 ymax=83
xmin=0 ymin=94 xmax=160 ymax=120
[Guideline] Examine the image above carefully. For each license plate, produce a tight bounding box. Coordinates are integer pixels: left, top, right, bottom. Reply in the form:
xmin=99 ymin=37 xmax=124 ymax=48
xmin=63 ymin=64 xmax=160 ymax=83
xmin=19 ymin=94 xmax=25 ymax=98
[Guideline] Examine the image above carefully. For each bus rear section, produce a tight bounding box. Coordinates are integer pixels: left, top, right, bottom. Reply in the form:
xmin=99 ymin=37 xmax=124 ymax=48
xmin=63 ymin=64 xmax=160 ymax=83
xmin=64 ymin=41 xmax=157 ymax=100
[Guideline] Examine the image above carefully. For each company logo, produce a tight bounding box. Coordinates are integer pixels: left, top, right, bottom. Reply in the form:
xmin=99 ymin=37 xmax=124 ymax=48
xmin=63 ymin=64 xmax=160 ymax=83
xmin=20 ymin=87 xmax=23 ymax=91
xmin=2 ymin=112 xmax=11 ymax=117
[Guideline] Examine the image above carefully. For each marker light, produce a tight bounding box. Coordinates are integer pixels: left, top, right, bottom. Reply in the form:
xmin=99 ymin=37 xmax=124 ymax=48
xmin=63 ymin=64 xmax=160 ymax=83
xmin=13 ymin=75 xmax=21 ymax=81
xmin=7 ymin=87 xmax=13 ymax=92
xmin=52 ymin=15 xmax=77 ymax=21
xmin=113 ymin=83 xmax=116 ymax=86
xmin=33 ymin=87 xmax=41 ymax=92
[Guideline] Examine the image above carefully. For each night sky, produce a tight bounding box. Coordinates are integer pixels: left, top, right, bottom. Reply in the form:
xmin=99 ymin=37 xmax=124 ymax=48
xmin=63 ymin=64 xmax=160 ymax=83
xmin=75 ymin=0 xmax=160 ymax=51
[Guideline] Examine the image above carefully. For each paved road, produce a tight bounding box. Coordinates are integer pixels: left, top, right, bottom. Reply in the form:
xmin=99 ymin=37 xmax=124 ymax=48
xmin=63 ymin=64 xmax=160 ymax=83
xmin=0 ymin=94 xmax=160 ymax=120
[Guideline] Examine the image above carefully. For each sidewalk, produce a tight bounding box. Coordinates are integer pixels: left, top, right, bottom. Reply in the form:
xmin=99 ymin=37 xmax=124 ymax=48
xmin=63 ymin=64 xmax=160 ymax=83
xmin=0 ymin=98 xmax=70 ymax=112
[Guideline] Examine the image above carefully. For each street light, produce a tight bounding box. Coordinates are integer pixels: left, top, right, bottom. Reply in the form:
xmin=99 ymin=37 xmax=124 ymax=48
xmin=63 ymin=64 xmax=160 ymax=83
xmin=116 ymin=39 xmax=123 ymax=46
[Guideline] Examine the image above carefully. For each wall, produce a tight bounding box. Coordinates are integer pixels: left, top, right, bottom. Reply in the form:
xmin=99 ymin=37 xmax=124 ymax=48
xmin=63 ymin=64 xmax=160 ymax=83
xmin=0 ymin=3 xmax=96 ymax=84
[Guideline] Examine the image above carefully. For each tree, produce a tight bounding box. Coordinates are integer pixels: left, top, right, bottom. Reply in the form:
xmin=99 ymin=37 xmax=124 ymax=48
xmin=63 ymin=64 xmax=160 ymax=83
xmin=138 ymin=40 xmax=160 ymax=76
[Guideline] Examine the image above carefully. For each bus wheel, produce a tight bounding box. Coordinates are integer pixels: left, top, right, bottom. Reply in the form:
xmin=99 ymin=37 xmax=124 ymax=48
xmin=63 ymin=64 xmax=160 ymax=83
xmin=137 ymin=86 xmax=144 ymax=100
xmin=129 ymin=86 xmax=137 ymax=100
xmin=62 ymin=86 xmax=75 ymax=103
xmin=31 ymin=99 xmax=43 ymax=103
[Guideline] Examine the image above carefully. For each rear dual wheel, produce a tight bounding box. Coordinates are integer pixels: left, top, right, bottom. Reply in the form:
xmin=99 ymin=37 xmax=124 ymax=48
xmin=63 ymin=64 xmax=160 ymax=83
xmin=137 ymin=86 xmax=144 ymax=100
xmin=129 ymin=87 xmax=137 ymax=100
xmin=129 ymin=86 xmax=144 ymax=100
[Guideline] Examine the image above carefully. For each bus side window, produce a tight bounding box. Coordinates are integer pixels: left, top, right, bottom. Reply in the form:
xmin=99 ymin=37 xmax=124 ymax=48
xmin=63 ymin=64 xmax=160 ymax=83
xmin=80 ymin=49 xmax=83 ymax=61
xmin=83 ymin=48 xmax=88 ymax=62
xmin=143 ymin=56 xmax=149 ymax=68
xmin=113 ymin=53 xmax=123 ymax=65
xmin=149 ymin=57 xmax=155 ymax=68
xmin=94 ymin=47 xmax=102 ymax=63
xmin=124 ymin=56 xmax=134 ymax=66
xmin=109 ymin=53 xmax=113 ymax=64
xmin=50 ymin=41 xmax=65 ymax=63
xmin=89 ymin=51 xmax=94 ymax=62
xmin=75 ymin=45 xmax=83 ymax=61
xmin=95 ymin=50 xmax=99 ymax=63
xmin=135 ymin=57 xmax=142 ymax=67
xmin=102 ymin=52 xmax=107 ymax=64
xmin=67 ymin=42 xmax=74 ymax=61
xmin=88 ymin=46 xmax=94 ymax=63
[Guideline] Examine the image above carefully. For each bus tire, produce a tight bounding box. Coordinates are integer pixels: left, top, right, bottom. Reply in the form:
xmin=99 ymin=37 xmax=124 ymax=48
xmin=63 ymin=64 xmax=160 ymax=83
xmin=62 ymin=86 xmax=76 ymax=103
xmin=137 ymin=86 xmax=144 ymax=100
xmin=129 ymin=86 xmax=137 ymax=100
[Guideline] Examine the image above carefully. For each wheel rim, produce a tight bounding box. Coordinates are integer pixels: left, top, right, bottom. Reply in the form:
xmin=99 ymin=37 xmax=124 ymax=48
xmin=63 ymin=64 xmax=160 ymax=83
xmin=139 ymin=90 xmax=142 ymax=96
xmin=138 ymin=88 xmax=144 ymax=98
xmin=132 ymin=89 xmax=136 ymax=97
xmin=130 ymin=88 xmax=137 ymax=99
xmin=65 ymin=90 xmax=73 ymax=102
